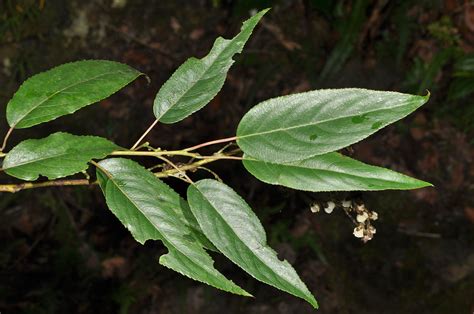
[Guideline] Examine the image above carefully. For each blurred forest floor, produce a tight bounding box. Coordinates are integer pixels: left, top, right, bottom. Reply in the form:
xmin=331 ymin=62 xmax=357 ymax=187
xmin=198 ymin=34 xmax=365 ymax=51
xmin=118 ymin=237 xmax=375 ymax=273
xmin=0 ymin=0 xmax=473 ymax=313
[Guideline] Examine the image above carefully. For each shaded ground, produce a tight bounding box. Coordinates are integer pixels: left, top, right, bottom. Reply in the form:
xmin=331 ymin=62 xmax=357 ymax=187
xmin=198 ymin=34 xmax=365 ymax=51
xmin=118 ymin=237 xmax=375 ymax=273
xmin=0 ymin=1 xmax=473 ymax=313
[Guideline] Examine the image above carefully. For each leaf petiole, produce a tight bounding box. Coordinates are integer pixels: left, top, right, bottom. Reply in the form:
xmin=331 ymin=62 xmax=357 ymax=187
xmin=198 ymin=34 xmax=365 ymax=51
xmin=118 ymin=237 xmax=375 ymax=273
xmin=0 ymin=127 xmax=14 ymax=152
xmin=130 ymin=119 xmax=159 ymax=150
xmin=183 ymin=136 xmax=238 ymax=152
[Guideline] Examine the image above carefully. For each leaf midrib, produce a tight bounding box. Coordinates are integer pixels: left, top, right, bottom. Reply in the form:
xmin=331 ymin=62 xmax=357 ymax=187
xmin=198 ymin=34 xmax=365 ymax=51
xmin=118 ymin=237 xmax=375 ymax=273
xmin=237 ymin=99 xmax=420 ymax=140
xmin=104 ymin=172 xmax=249 ymax=294
xmin=245 ymin=157 xmax=423 ymax=187
xmin=156 ymin=38 xmax=233 ymax=121
xmin=195 ymin=186 xmax=306 ymax=296
xmin=4 ymin=147 xmax=111 ymax=170
xmin=11 ymin=69 xmax=131 ymax=128
xmin=104 ymin=171 xmax=209 ymax=268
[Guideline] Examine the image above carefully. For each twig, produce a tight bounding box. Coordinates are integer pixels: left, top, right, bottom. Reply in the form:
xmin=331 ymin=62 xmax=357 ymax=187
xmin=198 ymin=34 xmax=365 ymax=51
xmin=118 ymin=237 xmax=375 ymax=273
xmin=130 ymin=119 xmax=159 ymax=150
xmin=183 ymin=136 xmax=238 ymax=152
xmin=1 ymin=127 xmax=14 ymax=152
xmin=0 ymin=143 xmax=244 ymax=193
xmin=153 ymin=154 xmax=194 ymax=184
xmin=110 ymin=149 xmax=243 ymax=160
xmin=111 ymin=149 xmax=198 ymax=158
xmin=0 ymin=152 xmax=235 ymax=193
xmin=154 ymin=158 xmax=215 ymax=178
xmin=197 ymin=166 xmax=222 ymax=182
xmin=0 ymin=179 xmax=92 ymax=193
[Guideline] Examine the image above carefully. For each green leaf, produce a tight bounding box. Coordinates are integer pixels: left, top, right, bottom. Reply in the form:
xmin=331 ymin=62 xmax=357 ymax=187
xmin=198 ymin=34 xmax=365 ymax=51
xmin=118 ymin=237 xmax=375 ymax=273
xmin=96 ymin=158 xmax=250 ymax=296
xmin=237 ymin=88 xmax=429 ymax=163
xmin=7 ymin=60 xmax=143 ymax=129
xmin=187 ymin=179 xmax=318 ymax=308
xmin=3 ymin=132 xmax=120 ymax=181
xmin=242 ymin=152 xmax=432 ymax=192
xmin=153 ymin=9 xmax=268 ymax=124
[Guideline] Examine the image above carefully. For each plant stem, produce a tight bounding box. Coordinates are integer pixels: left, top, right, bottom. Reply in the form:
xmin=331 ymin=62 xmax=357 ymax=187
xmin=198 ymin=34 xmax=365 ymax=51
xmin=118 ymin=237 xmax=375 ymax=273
xmin=153 ymin=154 xmax=194 ymax=184
xmin=110 ymin=149 xmax=243 ymax=160
xmin=0 ymin=179 xmax=93 ymax=193
xmin=200 ymin=155 xmax=243 ymax=160
xmin=130 ymin=119 xmax=159 ymax=150
xmin=183 ymin=136 xmax=238 ymax=152
xmin=111 ymin=149 xmax=199 ymax=158
xmin=0 ymin=153 xmax=235 ymax=193
xmin=1 ymin=127 xmax=14 ymax=152
xmin=154 ymin=158 xmax=216 ymax=178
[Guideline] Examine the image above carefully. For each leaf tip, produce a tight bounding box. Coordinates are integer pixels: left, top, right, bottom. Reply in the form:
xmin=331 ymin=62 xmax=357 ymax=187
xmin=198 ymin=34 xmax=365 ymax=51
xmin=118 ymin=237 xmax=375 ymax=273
xmin=424 ymin=181 xmax=435 ymax=188
xmin=412 ymin=90 xmax=430 ymax=109
xmin=141 ymin=73 xmax=151 ymax=85
xmin=410 ymin=179 xmax=434 ymax=189
xmin=248 ymin=8 xmax=270 ymax=22
xmin=240 ymin=289 xmax=254 ymax=298
xmin=306 ymin=295 xmax=319 ymax=309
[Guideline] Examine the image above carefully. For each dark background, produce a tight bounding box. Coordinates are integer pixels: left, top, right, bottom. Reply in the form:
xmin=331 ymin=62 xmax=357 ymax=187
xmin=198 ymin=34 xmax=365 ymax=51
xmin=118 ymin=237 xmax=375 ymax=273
xmin=0 ymin=0 xmax=473 ymax=313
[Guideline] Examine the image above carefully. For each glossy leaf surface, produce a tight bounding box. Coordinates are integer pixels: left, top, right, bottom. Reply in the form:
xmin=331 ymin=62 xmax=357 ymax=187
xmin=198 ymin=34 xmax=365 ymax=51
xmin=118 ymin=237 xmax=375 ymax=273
xmin=153 ymin=9 xmax=268 ymax=124
xmin=237 ymin=88 xmax=429 ymax=163
xmin=96 ymin=158 xmax=249 ymax=296
xmin=3 ymin=132 xmax=119 ymax=181
xmin=187 ymin=179 xmax=318 ymax=308
xmin=243 ymin=153 xmax=432 ymax=192
xmin=7 ymin=60 xmax=142 ymax=129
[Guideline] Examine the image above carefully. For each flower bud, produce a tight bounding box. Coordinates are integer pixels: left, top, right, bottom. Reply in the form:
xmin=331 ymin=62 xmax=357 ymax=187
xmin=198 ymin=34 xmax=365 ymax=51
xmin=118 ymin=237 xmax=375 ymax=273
xmin=356 ymin=212 xmax=369 ymax=223
xmin=342 ymin=200 xmax=352 ymax=208
xmin=324 ymin=201 xmax=335 ymax=214
xmin=310 ymin=203 xmax=320 ymax=213
xmin=369 ymin=211 xmax=378 ymax=220
xmin=353 ymin=225 xmax=364 ymax=238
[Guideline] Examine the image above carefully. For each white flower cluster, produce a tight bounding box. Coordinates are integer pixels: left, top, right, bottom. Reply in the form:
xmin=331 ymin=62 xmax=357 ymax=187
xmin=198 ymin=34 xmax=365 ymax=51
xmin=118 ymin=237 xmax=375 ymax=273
xmin=348 ymin=202 xmax=377 ymax=243
xmin=310 ymin=201 xmax=335 ymax=214
xmin=310 ymin=199 xmax=378 ymax=243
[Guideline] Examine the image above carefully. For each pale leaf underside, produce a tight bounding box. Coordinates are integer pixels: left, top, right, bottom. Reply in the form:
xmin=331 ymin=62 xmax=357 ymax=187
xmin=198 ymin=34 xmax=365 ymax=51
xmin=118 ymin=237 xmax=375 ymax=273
xmin=242 ymin=152 xmax=432 ymax=192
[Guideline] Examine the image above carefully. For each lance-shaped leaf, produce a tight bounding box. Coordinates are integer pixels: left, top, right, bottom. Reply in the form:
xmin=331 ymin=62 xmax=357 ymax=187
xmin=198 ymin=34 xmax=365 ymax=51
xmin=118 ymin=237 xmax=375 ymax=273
xmin=187 ymin=179 xmax=318 ymax=308
xmin=3 ymin=132 xmax=120 ymax=181
xmin=237 ymin=88 xmax=429 ymax=163
xmin=242 ymin=153 xmax=432 ymax=192
xmin=96 ymin=158 xmax=249 ymax=296
xmin=153 ymin=9 xmax=268 ymax=124
xmin=7 ymin=60 xmax=143 ymax=129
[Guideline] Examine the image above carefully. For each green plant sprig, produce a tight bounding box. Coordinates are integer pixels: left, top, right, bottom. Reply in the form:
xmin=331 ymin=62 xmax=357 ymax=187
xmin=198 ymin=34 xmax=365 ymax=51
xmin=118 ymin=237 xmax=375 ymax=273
xmin=0 ymin=9 xmax=433 ymax=309
xmin=0 ymin=141 xmax=242 ymax=192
